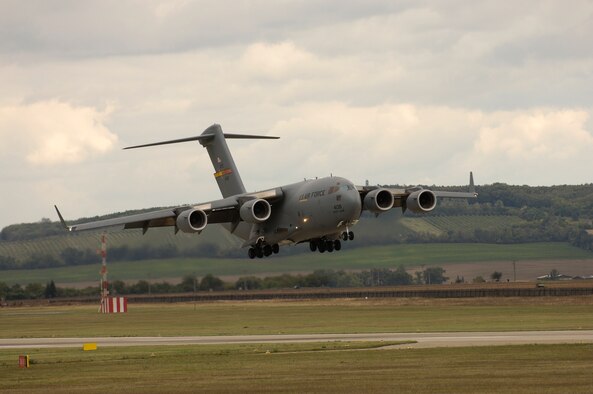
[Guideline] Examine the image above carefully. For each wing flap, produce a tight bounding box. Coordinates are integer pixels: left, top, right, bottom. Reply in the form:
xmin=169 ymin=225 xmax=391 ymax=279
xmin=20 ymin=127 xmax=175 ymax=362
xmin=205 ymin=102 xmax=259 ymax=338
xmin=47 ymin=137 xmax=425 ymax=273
xmin=68 ymin=208 xmax=179 ymax=232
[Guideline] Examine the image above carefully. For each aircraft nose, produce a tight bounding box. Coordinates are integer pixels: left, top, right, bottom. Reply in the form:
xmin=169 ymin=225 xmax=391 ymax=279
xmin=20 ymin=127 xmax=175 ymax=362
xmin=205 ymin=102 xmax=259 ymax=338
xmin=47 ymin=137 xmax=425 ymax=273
xmin=344 ymin=188 xmax=362 ymax=220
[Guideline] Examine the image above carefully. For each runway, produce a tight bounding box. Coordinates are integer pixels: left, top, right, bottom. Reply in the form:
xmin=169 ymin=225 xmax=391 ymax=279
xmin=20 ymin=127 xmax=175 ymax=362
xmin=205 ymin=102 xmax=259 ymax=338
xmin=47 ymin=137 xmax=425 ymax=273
xmin=2 ymin=330 xmax=593 ymax=349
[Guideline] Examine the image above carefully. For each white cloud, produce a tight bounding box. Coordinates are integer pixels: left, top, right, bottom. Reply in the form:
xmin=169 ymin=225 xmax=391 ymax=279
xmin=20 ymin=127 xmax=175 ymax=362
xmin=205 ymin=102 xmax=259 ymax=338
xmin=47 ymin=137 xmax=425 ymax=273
xmin=1 ymin=1 xmax=593 ymax=229
xmin=0 ymin=100 xmax=117 ymax=165
xmin=233 ymin=103 xmax=593 ymax=187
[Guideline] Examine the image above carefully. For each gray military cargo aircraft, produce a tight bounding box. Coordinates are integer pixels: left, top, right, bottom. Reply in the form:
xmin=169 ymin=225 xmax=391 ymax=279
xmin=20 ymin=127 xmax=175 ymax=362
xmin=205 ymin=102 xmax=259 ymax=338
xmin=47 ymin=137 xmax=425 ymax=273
xmin=55 ymin=124 xmax=477 ymax=259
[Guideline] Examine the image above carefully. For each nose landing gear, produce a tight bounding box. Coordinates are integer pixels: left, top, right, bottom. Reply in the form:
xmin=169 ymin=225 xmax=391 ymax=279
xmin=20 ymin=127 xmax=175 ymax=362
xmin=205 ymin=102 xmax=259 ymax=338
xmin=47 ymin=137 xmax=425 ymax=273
xmin=341 ymin=231 xmax=354 ymax=241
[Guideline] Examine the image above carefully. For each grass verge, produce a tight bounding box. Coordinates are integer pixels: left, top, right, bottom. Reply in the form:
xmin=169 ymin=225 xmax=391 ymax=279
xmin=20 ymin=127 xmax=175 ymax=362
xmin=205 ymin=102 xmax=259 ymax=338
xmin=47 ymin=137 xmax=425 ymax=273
xmin=1 ymin=343 xmax=592 ymax=393
xmin=1 ymin=298 xmax=593 ymax=338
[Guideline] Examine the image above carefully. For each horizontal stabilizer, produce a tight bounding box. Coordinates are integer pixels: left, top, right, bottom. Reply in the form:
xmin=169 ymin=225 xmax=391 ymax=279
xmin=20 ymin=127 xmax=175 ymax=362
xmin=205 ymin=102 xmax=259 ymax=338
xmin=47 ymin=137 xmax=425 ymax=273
xmin=124 ymin=131 xmax=279 ymax=150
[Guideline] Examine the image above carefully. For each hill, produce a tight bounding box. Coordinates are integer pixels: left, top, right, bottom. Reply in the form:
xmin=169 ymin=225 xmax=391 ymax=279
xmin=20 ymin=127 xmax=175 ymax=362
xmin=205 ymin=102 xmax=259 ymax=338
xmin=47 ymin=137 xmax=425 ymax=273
xmin=1 ymin=182 xmax=593 ymax=271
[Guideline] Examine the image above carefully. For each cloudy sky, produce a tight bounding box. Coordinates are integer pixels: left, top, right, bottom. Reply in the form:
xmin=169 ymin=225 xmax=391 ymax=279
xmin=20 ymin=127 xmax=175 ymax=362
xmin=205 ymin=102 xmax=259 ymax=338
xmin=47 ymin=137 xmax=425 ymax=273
xmin=1 ymin=0 xmax=593 ymax=229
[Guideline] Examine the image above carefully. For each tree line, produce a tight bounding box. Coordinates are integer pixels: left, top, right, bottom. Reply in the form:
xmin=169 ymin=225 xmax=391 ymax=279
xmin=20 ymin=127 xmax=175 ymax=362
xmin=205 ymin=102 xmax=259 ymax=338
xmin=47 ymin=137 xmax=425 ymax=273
xmin=0 ymin=266 xmax=452 ymax=301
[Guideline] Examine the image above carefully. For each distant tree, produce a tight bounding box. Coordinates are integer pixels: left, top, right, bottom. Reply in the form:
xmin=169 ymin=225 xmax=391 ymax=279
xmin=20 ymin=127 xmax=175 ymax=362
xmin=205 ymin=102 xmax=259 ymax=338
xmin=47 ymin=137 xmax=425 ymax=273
xmin=199 ymin=274 xmax=224 ymax=291
xmin=25 ymin=282 xmax=45 ymax=299
xmin=455 ymin=275 xmax=465 ymax=284
xmin=111 ymin=280 xmax=127 ymax=295
xmin=235 ymin=276 xmax=262 ymax=290
xmin=423 ymin=267 xmax=448 ymax=285
xmin=179 ymin=275 xmax=198 ymax=292
xmin=413 ymin=271 xmax=424 ymax=285
xmin=8 ymin=284 xmax=26 ymax=300
xmin=130 ymin=280 xmax=150 ymax=294
xmin=472 ymin=276 xmax=486 ymax=283
xmin=549 ymin=269 xmax=560 ymax=280
xmin=490 ymin=271 xmax=503 ymax=282
xmin=388 ymin=266 xmax=413 ymax=285
xmin=44 ymin=280 xmax=57 ymax=298
xmin=0 ymin=281 xmax=8 ymax=299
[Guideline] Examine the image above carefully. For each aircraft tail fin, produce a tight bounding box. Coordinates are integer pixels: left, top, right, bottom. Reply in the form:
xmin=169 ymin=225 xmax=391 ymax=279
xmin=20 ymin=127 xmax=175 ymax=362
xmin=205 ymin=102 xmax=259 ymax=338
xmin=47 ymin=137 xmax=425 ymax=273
xmin=124 ymin=124 xmax=279 ymax=198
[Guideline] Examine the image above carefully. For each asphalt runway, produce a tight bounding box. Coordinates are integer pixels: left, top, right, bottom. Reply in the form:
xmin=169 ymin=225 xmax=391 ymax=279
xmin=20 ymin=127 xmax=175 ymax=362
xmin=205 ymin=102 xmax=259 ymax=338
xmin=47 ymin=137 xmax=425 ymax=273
xmin=2 ymin=330 xmax=593 ymax=349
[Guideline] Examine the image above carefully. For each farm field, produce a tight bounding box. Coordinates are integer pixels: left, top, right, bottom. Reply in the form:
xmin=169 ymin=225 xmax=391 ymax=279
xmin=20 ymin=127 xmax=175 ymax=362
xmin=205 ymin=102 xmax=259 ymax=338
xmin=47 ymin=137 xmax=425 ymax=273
xmin=0 ymin=214 xmax=526 ymax=262
xmin=1 ymin=343 xmax=593 ymax=393
xmin=1 ymin=297 xmax=593 ymax=339
xmin=1 ymin=242 xmax=592 ymax=286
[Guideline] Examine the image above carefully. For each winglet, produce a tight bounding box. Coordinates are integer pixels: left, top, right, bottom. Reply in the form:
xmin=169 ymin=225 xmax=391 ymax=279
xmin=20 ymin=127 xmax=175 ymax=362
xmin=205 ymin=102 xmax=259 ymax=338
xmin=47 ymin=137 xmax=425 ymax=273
xmin=54 ymin=205 xmax=72 ymax=231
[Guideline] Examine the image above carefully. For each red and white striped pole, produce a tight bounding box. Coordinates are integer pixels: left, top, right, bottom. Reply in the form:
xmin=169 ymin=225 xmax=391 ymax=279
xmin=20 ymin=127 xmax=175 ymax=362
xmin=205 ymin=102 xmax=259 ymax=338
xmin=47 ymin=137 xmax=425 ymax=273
xmin=99 ymin=233 xmax=109 ymax=309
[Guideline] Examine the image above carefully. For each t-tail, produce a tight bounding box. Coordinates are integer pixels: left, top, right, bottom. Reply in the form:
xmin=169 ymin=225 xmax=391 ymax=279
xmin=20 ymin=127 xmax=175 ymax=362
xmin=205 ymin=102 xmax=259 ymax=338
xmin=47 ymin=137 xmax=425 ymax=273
xmin=124 ymin=124 xmax=279 ymax=198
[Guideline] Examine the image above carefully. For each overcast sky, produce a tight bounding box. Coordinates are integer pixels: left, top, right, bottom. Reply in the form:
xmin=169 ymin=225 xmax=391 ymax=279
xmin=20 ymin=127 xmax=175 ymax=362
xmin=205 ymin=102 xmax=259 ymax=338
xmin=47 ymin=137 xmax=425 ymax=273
xmin=1 ymin=0 xmax=593 ymax=229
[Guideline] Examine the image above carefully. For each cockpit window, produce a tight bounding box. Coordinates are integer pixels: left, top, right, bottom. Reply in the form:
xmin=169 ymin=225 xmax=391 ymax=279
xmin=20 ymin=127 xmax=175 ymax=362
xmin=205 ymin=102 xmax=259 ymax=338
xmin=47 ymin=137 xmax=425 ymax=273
xmin=329 ymin=184 xmax=355 ymax=194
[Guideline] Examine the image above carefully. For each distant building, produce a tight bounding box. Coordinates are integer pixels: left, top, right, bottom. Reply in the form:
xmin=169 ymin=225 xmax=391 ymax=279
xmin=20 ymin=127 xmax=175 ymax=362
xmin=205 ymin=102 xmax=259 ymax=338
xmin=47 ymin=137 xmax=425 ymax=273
xmin=536 ymin=273 xmax=574 ymax=281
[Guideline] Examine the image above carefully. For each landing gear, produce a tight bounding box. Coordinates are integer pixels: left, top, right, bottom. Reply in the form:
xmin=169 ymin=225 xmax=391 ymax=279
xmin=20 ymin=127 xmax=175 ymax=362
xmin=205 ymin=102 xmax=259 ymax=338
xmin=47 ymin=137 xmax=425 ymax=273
xmin=334 ymin=240 xmax=341 ymax=251
xmin=317 ymin=239 xmax=326 ymax=253
xmin=248 ymin=243 xmax=279 ymax=259
xmin=308 ymin=238 xmax=344 ymax=253
xmin=341 ymin=231 xmax=354 ymax=241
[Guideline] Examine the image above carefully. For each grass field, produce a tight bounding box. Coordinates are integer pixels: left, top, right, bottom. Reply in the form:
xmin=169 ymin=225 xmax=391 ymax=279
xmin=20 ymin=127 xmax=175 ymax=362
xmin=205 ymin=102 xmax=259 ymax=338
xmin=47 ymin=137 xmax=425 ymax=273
xmin=1 ymin=343 xmax=592 ymax=393
xmin=2 ymin=298 xmax=593 ymax=339
xmin=1 ymin=242 xmax=591 ymax=285
xmin=2 ymin=298 xmax=593 ymax=393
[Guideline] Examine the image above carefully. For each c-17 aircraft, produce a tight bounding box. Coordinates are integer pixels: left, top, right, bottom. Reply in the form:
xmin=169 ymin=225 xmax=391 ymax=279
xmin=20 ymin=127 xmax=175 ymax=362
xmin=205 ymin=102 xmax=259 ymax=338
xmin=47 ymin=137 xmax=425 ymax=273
xmin=55 ymin=124 xmax=477 ymax=259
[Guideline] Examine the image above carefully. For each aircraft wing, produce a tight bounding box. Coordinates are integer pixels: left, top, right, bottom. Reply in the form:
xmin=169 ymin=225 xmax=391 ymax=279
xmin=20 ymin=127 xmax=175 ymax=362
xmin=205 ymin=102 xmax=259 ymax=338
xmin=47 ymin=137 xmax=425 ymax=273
xmin=55 ymin=187 xmax=283 ymax=234
xmin=357 ymin=172 xmax=477 ymax=213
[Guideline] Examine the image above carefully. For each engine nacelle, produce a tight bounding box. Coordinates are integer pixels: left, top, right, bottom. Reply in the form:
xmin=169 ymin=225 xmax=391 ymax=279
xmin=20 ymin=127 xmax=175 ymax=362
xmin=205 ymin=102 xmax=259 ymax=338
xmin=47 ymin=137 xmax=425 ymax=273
xmin=363 ymin=188 xmax=394 ymax=213
xmin=406 ymin=190 xmax=437 ymax=213
xmin=176 ymin=209 xmax=207 ymax=233
xmin=240 ymin=198 xmax=271 ymax=223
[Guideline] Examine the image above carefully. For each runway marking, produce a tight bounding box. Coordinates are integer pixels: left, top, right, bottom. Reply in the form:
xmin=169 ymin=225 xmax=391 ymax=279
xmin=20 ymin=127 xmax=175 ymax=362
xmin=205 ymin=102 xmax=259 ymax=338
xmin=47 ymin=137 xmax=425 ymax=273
xmin=1 ymin=331 xmax=593 ymax=349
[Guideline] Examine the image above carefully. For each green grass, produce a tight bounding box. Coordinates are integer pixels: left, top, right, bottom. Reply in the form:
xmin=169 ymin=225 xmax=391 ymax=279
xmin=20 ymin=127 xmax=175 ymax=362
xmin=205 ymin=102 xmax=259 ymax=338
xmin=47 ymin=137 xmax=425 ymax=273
xmin=2 ymin=299 xmax=593 ymax=338
xmin=1 ymin=344 xmax=592 ymax=393
xmin=423 ymin=215 xmax=527 ymax=234
xmin=0 ymin=225 xmax=242 ymax=261
xmin=1 ymin=242 xmax=591 ymax=285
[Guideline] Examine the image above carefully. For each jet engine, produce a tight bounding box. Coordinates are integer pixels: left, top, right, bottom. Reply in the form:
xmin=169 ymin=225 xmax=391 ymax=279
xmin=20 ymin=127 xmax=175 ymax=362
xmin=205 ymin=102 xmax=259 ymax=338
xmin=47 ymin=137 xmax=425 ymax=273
xmin=363 ymin=188 xmax=394 ymax=213
xmin=240 ymin=198 xmax=271 ymax=223
xmin=176 ymin=208 xmax=208 ymax=233
xmin=406 ymin=190 xmax=437 ymax=213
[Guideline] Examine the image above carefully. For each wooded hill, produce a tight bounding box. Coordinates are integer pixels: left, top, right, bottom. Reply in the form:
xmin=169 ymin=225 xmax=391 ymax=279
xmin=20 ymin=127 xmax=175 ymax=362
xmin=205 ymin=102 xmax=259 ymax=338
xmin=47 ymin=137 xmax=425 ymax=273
xmin=1 ymin=182 xmax=593 ymax=270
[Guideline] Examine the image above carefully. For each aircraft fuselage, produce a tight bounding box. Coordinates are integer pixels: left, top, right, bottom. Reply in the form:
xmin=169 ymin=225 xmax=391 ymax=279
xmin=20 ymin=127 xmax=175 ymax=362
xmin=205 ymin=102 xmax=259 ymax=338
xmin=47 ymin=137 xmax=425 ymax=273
xmin=241 ymin=176 xmax=361 ymax=245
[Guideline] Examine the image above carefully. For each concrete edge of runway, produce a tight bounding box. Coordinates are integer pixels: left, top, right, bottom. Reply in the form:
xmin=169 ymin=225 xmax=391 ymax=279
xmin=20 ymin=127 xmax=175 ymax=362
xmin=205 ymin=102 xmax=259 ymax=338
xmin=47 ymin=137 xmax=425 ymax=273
xmin=1 ymin=330 xmax=593 ymax=350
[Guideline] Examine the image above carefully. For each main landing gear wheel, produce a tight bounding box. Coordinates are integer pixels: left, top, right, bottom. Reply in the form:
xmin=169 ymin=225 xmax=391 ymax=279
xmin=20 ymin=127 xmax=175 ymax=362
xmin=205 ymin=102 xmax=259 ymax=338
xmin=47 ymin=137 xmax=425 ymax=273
xmin=317 ymin=240 xmax=326 ymax=253
xmin=309 ymin=241 xmax=317 ymax=252
xmin=326 ymin=240 xmax=334 ymax=253
xmin=248 ymin=243 xmax=280 ymax=258
xmin=334 ymin=240 xmax=341 ymax=251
